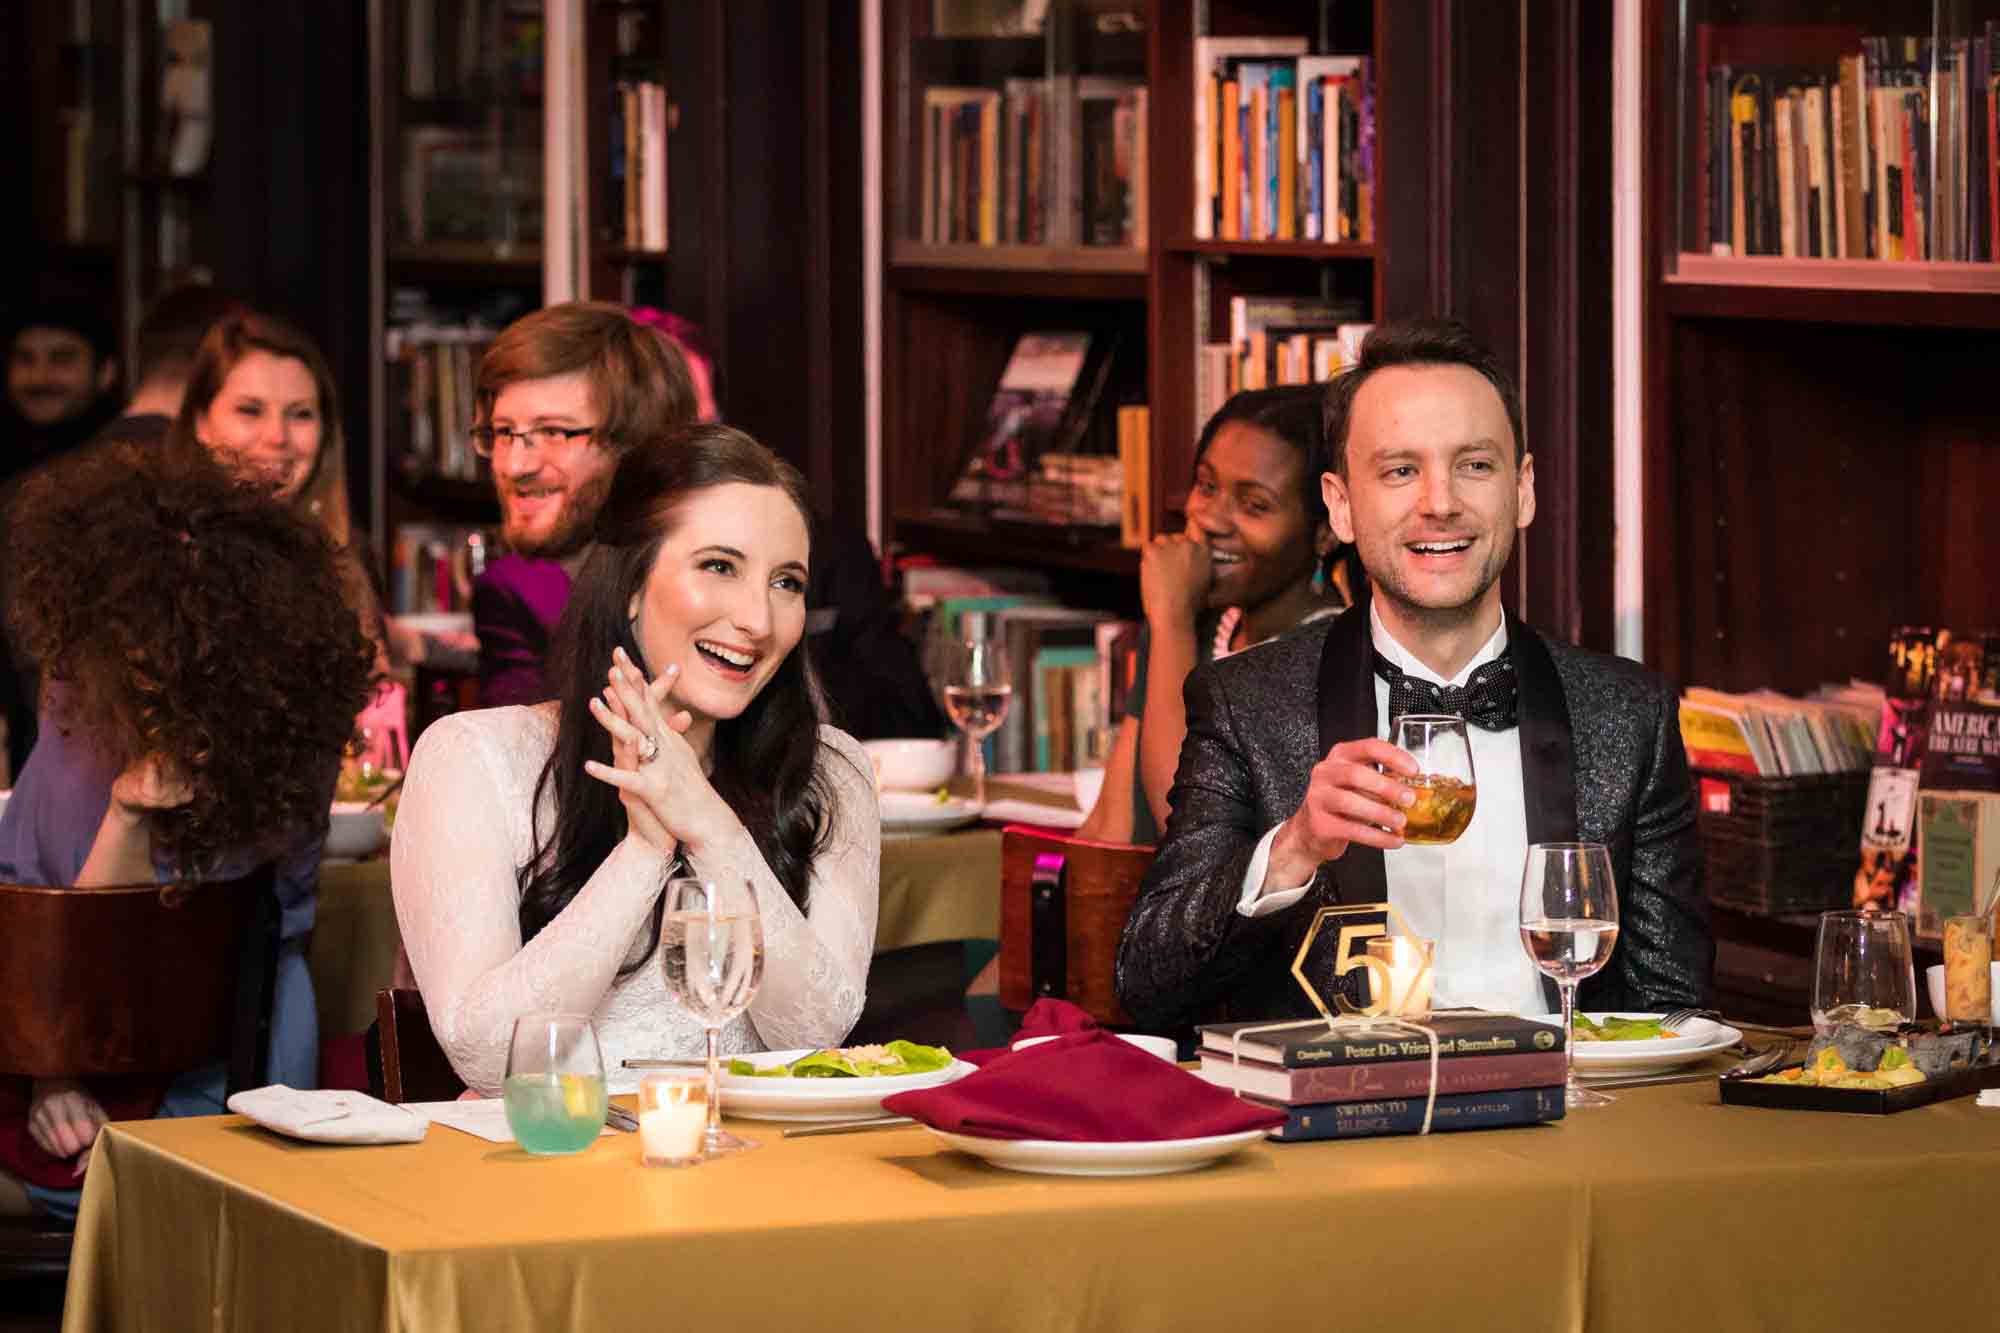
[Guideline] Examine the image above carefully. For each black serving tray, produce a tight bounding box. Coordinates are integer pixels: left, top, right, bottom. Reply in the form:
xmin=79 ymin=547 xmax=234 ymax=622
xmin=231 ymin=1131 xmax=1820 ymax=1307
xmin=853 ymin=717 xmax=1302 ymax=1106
xmin=1720 ymin=1062 xmax=2000 ymax=1115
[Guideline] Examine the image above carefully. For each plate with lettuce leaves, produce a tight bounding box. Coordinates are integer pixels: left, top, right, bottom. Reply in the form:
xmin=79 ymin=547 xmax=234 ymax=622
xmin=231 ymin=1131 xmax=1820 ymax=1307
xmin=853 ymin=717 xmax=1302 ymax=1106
xmin=719 ymin=1041 xmax=973 ymax=1121
xmin=1571 ymin=1012 xmax=1741 ymax=1079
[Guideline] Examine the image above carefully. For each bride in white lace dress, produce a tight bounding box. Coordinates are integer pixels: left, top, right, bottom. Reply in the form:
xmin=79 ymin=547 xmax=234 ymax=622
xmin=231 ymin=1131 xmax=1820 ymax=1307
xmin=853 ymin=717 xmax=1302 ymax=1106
xmin=391 ymin=426 xmax=879 ymax=1094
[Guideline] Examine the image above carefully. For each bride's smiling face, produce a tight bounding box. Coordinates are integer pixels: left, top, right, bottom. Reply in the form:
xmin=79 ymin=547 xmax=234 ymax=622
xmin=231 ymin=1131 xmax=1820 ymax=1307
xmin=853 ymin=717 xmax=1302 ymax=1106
xmin=628 ymin=482 xmax=810 ymax=746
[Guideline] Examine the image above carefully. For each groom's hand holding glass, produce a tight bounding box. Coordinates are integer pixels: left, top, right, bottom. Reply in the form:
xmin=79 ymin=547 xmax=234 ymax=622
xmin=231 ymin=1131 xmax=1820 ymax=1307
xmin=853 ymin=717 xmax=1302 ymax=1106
xmin=1263 ymin=739 xmax=1421 ymax=890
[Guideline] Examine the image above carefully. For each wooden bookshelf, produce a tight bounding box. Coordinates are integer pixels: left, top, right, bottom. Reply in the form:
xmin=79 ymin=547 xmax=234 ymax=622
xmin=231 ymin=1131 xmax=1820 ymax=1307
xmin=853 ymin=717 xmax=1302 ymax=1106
xmin=1642 ymin=1 xmax=2000 ymax=693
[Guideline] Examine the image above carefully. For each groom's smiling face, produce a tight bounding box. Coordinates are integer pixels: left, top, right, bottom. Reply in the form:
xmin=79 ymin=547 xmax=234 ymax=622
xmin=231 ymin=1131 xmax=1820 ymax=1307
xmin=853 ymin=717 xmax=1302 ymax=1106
xmin=1322 ymin=363 xmax=1534 ymax=624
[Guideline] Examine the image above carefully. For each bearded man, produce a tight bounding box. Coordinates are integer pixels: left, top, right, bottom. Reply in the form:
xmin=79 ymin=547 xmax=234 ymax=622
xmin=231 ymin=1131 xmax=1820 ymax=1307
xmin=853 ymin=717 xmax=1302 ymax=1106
xmin=469 ymin=302 xmax=698 ymax=706
xmin=1115 ymin=318 xmax=1710 ymax=1032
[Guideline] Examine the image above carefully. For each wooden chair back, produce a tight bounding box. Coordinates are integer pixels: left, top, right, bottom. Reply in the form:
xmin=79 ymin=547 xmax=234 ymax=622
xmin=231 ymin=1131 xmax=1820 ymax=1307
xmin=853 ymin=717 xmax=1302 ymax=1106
xmin=0 ymin=867 xmax=277 ymax=1088
xmin=0 ymin=867 xmax=276 ymax=1279
xmin=374 ymin=987 xmax=465 ymax=1104
xmin=998 ymin=827 xmax=1155 ymax=1027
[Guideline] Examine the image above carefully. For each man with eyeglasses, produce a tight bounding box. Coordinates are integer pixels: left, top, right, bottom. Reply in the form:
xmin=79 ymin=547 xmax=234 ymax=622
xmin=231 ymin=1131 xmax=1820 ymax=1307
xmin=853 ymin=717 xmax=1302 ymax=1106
xmin=469 ymin=302 xmax=698 ymax=707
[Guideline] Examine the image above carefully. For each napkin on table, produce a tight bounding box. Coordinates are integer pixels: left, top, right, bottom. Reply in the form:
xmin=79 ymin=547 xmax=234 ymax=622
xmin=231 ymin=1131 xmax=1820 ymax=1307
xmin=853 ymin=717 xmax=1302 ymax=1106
xmin=961 ymin=996 xmax=1101 ymax=1066
xmin=883 ymin=1029 xmax=1286 ymax=1141
xmin=226 ymin=1086 xmax=428 ymax=1144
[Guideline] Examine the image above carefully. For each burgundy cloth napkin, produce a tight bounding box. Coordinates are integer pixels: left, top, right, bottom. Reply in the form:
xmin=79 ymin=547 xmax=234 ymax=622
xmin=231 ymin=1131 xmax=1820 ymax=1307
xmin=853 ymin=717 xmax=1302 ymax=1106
xmin=960 ymin=996 xmax=1101 ymax=1067
xmin=883 ymin=1029 xmax=1286 ymax=1141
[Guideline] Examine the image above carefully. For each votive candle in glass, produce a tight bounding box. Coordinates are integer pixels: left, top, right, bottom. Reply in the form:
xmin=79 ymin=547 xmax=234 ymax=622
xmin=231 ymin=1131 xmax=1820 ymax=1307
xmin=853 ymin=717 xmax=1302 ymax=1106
xmin=638 ymin=1070 xmax=708 ymax=1167
xmin=1367 ymin=936 xmax=1436 ymax=1017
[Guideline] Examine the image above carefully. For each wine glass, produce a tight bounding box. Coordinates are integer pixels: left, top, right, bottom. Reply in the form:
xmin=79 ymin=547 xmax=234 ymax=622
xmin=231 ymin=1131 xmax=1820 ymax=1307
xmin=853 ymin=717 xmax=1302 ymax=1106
xmin=502 ymin=1014 xmax=608 ymax=1155
xmin=1518 ymin=842 xmax=1621 ymax=1109
xmin=941 ymin=636 xmax=1012 ymax=809
xmin=1811 ymin=909 xmax=1915 ymax=1035
xmin=662 ymin=876 xmax=765 ymax=1156
xmin=1391 ymin=714 xmax=1477 ymax=845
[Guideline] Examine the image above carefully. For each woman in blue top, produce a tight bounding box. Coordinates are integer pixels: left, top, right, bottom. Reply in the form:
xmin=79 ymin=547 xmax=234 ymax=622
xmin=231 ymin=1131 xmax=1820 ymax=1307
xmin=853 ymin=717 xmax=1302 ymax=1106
xmin=1078 ymin=385 xmax=1350 ymax=846
xmin=0 ymin=441 xmax=374 ymax=1219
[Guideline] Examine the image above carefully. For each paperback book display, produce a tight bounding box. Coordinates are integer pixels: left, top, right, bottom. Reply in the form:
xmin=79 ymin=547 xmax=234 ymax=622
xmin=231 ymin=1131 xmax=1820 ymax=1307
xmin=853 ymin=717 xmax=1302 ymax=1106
xmin=1689 ymin=21 xmax=1999 ymax=262
xmin=945 ymin=331 xmax=1123 ymax=527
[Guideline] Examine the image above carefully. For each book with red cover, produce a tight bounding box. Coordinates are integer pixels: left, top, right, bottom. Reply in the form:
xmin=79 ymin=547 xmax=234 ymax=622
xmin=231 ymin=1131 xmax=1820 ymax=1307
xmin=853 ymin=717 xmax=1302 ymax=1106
xmin=1200 ymin=1049 xmax=1568 ymax=1105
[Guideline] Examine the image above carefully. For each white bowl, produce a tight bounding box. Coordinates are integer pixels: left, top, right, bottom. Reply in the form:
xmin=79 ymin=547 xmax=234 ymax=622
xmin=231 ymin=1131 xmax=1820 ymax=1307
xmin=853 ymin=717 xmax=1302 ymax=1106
xmin=1072 ymin=766 xmax=1107 ymax=814
xmin=324 ymin=802 xmax=388 ymax=860
xmin=862 ymin=738 xmax=957 ymax=792
xmin=1013 ymin=1031 xmax=1178 ymax=1063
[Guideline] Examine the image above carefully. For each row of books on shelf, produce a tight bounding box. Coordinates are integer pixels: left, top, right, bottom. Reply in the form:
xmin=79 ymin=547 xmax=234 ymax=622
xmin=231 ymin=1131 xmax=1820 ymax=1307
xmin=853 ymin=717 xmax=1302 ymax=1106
xmin=403 ymin=0 xmax=542 ymax=102
xmin=919 ymin=78 xmax=1146 ymax=248
xmin=387 ymin=324 xmax=496 ymax=484
xmin=1678 ymin=685 xmax=1878 ymax=777
xmin=607 ymin=78 xmax=669 ymax=252
xmin=1198 ymin=1013 xmax=1564 ymax=1141
xmin=388 ymin=523 xmax=493 ymax=616
xmin=1694 ymin=25 xmax=1999 ymax=262
xmin=1192 ymin=38 xmax=1374 ymax=244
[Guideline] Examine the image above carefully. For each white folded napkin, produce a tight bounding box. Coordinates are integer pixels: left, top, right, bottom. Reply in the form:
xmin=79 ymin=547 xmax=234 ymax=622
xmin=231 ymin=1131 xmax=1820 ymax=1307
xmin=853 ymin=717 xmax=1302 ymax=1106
xmin=1977 ymin=1089 xmax=2000 ymax=1109
xmin=225 ymin=1086 xmax=429 ymax=1144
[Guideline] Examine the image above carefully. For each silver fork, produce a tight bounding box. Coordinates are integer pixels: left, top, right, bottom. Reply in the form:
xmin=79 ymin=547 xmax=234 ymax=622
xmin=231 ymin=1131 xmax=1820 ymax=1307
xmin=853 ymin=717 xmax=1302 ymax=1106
xmin=1658 ymin=1006 xmax=1721 ymax=1030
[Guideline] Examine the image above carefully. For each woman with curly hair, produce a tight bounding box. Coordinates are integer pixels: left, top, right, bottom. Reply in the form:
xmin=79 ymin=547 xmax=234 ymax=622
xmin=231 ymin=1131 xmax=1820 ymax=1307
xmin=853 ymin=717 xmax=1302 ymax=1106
xmin=391 ymin=424 xmax=878 ymax=1095
xmin=0 ymin=441 xmax=375 ymax=1220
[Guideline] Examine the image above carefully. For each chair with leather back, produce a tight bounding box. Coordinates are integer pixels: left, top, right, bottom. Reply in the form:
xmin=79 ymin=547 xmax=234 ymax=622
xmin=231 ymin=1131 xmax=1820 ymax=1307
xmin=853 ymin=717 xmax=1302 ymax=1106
xmin=0 ymin=867 xmax=278 ymax=1278
xmin=374 ymin=987 xmax=465 ymax=1104
xmin=998 ymin=826 xmax=1156 ymax=1028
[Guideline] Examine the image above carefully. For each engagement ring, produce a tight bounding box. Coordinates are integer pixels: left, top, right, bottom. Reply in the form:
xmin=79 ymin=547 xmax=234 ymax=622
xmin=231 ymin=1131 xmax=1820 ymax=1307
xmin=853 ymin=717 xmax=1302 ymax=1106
xmin=637 ymin=733 xmax=660 ymax=763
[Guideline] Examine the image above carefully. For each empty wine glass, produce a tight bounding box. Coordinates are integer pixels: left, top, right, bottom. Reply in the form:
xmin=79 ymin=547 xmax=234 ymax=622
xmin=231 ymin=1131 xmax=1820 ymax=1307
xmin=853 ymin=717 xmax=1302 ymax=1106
xmin=1391 ymin=714 xmax=1477 ymax=845
xmin=1811 ymin=909 xmax=1915 ymax=1036
xmin=941 ymin=636 xmax=1011 ymax=809
xmin=502 ymin=1014 xmax=608 ymax=1155
xmin=661 ymin=876 xmax=765 ymax=1156
xmin=1518 ymin=842 xmax=1621 ymax=1109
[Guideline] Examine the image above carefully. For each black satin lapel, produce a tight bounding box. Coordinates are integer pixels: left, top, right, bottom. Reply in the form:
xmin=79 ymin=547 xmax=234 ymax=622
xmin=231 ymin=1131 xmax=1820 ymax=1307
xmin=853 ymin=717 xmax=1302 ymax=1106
xmin=1512 ymin=618 xmax=1578 ymax=845
xmin=1316 ymin=596 xmax=1386 ymax=906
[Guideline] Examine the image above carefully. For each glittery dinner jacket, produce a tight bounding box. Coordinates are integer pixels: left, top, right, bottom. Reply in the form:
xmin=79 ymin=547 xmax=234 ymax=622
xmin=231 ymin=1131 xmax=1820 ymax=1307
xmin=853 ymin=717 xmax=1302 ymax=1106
xmin=1114 ymin=596 xmax=1714 ymax=1034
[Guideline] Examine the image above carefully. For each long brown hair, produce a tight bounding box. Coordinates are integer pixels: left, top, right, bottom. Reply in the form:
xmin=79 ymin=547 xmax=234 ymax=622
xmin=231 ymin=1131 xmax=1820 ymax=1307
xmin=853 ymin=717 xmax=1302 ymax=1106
xmin=165 ymin=308 xmax=354 ymax=547
xmin=520 ymin=424 xmax=839 ymax=958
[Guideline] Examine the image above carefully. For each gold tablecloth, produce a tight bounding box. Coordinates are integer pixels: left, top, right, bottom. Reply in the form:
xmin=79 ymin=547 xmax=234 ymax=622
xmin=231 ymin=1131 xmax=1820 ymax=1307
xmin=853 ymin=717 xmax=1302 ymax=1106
xmin=61 ymin=1068 xmax=2000 ymax=1332
xmin=307 ymin=827 xmax=1010 ymax=1038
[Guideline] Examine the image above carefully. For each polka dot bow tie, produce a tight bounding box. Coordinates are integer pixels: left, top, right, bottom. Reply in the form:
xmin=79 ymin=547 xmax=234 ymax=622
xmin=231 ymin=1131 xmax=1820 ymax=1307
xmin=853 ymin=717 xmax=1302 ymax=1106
xmin=1372 ymin=650 xmax=1520 ymax=732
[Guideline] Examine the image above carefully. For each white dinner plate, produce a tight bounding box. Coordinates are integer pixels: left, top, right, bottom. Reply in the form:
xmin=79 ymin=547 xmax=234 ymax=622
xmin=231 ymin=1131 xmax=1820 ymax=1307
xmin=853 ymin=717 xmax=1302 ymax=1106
xmin=718 ymin=1049 xmax=975 ymax=1122
xmin=927 ymin=1128 xmax=1267 ymax=1177
xmin=878 ymin=791 xmax=980 ymax=835
xmin=1570 ymin=1013 xmax=1742 ymax=1079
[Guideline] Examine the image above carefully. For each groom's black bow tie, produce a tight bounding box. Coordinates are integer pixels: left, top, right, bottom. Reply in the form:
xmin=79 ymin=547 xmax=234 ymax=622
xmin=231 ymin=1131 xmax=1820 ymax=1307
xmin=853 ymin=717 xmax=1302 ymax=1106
xmin=1373 ymin=650 xmax=1520 ymax=732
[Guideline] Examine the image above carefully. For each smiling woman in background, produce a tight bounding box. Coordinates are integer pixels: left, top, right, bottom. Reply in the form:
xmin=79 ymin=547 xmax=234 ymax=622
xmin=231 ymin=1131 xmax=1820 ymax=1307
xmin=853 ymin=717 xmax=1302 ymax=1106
xmin=390 ymin=423 xmax=879 ymax=1095
xmin=1077 ymin=384 xmax=1349 ymax=846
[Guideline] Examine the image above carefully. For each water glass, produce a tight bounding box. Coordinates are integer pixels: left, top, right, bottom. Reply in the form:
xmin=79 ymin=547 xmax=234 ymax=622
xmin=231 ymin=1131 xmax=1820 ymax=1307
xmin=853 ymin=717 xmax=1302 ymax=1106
xmin=940 ymin=636 xmax=1012 ymax=809
xmin=502 ymin=1014 xmax=608 ymax=1155
xmin=662 ymin=876 xmax=765 ymax=1156
xmin=1811 ymin=910 xmax=1916 ymax=1035
xmin=1518 ymin=842 xmax=1620 ymax=1109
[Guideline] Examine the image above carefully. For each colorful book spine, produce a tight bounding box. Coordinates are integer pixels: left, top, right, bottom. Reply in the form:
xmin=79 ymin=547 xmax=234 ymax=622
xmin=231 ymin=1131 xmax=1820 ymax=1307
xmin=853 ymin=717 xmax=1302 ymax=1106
xmin=1261 ymin=1085 xmax=1565 ymax=1142
xmin=1200 ymin=1014 xmax=1564 ymax=1068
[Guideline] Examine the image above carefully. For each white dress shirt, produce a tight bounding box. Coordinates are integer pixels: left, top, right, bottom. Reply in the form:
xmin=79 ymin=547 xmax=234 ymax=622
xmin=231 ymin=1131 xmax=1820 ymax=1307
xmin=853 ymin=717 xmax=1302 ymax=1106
xmin=1237 ymin=603 xmax=1552 ymax=1015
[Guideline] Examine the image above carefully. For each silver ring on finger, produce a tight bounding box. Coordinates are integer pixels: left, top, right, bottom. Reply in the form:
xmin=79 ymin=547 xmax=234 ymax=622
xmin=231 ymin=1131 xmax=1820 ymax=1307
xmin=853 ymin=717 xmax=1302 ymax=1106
xmin=637 ymin=732 xmax=660 ymax=763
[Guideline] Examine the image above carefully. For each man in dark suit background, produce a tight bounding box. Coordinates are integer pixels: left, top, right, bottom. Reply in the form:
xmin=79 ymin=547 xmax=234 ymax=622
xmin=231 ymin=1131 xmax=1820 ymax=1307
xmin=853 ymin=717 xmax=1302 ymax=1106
xmin=1116 ymin=318 xmax=1710 ymax=1032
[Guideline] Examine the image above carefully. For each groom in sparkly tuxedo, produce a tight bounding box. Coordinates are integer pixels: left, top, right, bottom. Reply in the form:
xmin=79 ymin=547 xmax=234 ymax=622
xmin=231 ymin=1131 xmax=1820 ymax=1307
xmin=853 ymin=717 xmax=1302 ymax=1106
xmin=1115 ymin=319 xmax=1711 ymax=1032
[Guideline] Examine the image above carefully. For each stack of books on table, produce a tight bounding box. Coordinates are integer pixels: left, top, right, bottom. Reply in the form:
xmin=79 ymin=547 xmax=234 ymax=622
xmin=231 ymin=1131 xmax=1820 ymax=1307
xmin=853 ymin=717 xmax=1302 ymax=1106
xmin=1197 ymin=1012 xmax=1566 ymax=1141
